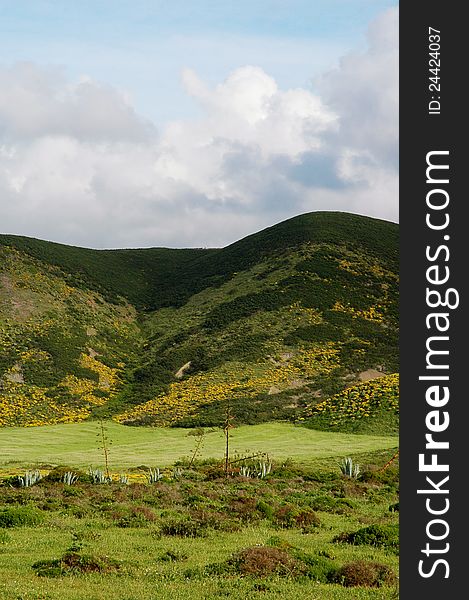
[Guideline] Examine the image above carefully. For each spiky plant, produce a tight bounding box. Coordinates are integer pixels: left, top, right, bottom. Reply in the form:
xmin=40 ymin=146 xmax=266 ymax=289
xmin=239 ymin=465 xmax=251 ymax=478
xmin=146 ymin=468 xmax=163 ymax=484
xmin=88 ymin=468 xmax=111 ymax=484
xmin=63 ymin=471 xmax=78 ymax=485
xmin=340 ymin=457 xmax=360 ymax=479
xmin=257 ymin=460 xmax=273 ymax=479
xmin=172 ymin=467 xmax=183 ymax=480
xmin=18 ymin=470 xmax=42 ymax=487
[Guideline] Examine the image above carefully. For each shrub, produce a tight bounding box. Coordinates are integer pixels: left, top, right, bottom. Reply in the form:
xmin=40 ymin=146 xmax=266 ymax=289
xmin=274 ymin=504 xmax=320 ymax=529
xmin=333 ymin=560 xmax=397 ymax=587
xmin=160 ymin=518 xmax=208 ymax=538
xmin=117 ymin=506 xmax=157 ymax=528
xmin=228 ymin=546 xmax=299 ymax=577
xmin=0 ymin=506 xmax=44 ymax=528
xmin=228 ymin=496 xmax=260 ymax=523
xmin=306 ymin=494 xmax=355 ymax=514
xmin=291 ymin=551 xmax=338 ymax=583
xmin=0 ymin=530 xmax=10 ymax=543
xmin=32 ymin=551 xmax=121 ymax=577
xmin=43 ymin=467 xmax=88 ymax=484
xmin=334 ymin=524 xmax=399 ymax=551
xmin=157 ymin=549 xmax=188 ymax=562
xmin=190 ymin=509 xmax=240 ymax=533
xmin=360 ymin=466 xmax=399 ymax=487
xmin=256 ymin=500 xmax=274 ymax=520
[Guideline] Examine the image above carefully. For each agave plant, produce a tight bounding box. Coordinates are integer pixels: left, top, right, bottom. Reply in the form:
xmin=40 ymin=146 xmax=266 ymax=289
xmin=63 ymin=471 xmax=79 ymax=485
xmin=239 ymin=465 xmax=251 ymax=478
xmin=172 ymin=467 xmax=183 ymax=481
xmin=18 ymin=470 xmax=42 ymax=487
xmin=256 ymin=460 xmax=273 ymax=479
xmin=340 ymin=457 xmax=360 ymax=479
xmin=146 ymin=468 xmax=163 ymax=484
xmin=88 ymin=468 xmax=112 ymax=484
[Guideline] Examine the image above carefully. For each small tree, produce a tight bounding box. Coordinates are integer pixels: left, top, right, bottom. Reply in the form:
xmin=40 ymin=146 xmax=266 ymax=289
xmin=223 ymin=402 xmax=235 ymax=477
xmin=188 ymin=428 xmax=206 ymax=468
xmin=97 ymin=419 xmax=112 ymax=481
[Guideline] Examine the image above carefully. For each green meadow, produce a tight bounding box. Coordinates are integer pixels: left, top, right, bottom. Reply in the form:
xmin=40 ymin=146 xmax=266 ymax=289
xmin=0 ymin=422 xmax=398 ymax=471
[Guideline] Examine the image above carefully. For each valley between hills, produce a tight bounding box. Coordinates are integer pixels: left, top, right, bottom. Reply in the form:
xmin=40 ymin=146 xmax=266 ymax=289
xmin=0 ymin=211 xmax=398 ymax=434
xmin=0 ymin=211 xmax=400 ymax=599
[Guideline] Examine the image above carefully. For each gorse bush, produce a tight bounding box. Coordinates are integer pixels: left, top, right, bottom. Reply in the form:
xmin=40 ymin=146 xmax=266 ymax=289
xmin=334 ymin=524 xmax=399 ymax=552
xmin=228 ymin=546 xmax=300 ymax=577
xmin=160 ymin=518 xmax=208 ymax=538
xmin=333 ymin=560 xmax=397 ymax=587
xmin=0 ymin=506 xmax=44 ymax=528
xmin=32 ymin=551 xmax=121 ymax=577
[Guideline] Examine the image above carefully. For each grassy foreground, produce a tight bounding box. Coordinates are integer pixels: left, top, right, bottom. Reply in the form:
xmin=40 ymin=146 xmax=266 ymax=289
xmin=0 ymin=450 xmax=399 ymax=600
xmin=0 ymin=422 xmax=398 ymax=471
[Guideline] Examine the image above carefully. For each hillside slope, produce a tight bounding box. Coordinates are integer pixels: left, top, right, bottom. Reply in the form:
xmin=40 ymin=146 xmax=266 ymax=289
xmin=0 ymin=212 xmax=399 ymax=432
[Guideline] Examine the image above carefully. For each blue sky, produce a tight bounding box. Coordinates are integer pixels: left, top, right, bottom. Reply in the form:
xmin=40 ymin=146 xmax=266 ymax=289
xmin=0 ymin=2 xmax=398 ymax=248
xmin=1 ymin=0 xmax=397 ymax=124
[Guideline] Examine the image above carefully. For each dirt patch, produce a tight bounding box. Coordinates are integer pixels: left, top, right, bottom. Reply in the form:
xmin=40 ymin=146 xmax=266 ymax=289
xmin=358 ymin=369 xmax=384 ymax=382
xmin=175 ymin=362 xmax=192 ymax=379
xmin=0 ymin=274 xmax=34 ymax=320
xmin=5 ymin=364 xmax=24 ymax=384
xmin=268 ymin=379 xmax=307 ymax=396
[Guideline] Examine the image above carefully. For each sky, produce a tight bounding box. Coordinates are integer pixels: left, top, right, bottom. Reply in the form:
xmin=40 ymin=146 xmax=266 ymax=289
xmin=0 ymin=1 xmax=398 ymax=248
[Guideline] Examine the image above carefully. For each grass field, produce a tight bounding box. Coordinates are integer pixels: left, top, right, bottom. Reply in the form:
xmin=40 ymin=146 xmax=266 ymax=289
xmin=0 ymin=520 xmax=399 ymax=600
xmin=0 ymin=422 xmax=399 ymax=598
xmin=0 ymin=422 xmax=398 ymax=471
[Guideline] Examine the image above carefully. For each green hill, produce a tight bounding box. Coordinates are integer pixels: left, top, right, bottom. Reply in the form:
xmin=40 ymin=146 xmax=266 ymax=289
xmin=0 ymin=212 xmax=399 ymax=432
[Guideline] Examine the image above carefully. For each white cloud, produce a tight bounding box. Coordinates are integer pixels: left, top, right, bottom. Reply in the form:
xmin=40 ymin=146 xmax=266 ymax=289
xmin=0 ymin=63 xmax=156 ymax=142
xmin=0 ymin=7 xmax=398 ymax=248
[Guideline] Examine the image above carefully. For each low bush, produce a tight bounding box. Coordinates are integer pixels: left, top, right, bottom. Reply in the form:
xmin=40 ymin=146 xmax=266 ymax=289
xmin=306 ymin=494 xmax=355 ymax=514
xmin=274 ymin=504 xmax=320 ymax=529
xmin=42 ymin=467 xmax=89 ymax=484
xmin=157 ymin=549 xmax=188 ymax=562
xmin=334 ymin=524 xmax=399 ymax=552
xmin=0 ymin=506 xmax=44 ymax=528
xmin=333 ymin=560 xmax=397 ymax=587
xmin=291 ymin=550 xmax=338 ymax=583
xmin=32 ymin=551 xmax=121 ymax=577
xmin=160 ymin=518 xmax=208 ymax=538
xmin=0 ymin=530 xmax=10 ymax=543
xmin=228 ymin=546 xmax=300 ymax=577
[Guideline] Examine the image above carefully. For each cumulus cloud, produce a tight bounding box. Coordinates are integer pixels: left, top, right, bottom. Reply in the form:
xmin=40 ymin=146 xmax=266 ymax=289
xmin=0 ymin=7 xmax=397 ymax=248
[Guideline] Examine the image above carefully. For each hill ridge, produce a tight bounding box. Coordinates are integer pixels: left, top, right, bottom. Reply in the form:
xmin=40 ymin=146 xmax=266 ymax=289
xmin=0 ymin=211 xmax=399 ymax=432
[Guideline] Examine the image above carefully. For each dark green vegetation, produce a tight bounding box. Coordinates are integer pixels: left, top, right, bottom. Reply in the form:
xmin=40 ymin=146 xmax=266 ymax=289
xmin=0 ymin=212 xmax=398 ymax=430
xmin=0 ymin=451 xmax=399 ymax=599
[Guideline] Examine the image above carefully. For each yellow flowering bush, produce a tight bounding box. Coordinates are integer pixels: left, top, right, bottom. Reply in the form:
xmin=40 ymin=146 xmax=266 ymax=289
xmin=305 ymin=373 xmax=399 ymax=428
xmin=116 ymin=344 xmax=340 ymax=425
xmin=0 ymin=377 xmax=90 ymax=427
xmin=332 ymin=301 xmax=385 ymax=324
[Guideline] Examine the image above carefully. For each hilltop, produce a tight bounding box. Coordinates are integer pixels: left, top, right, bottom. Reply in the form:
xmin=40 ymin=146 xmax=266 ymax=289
xmin=0 ymin=212 xmax=399 ymax=432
